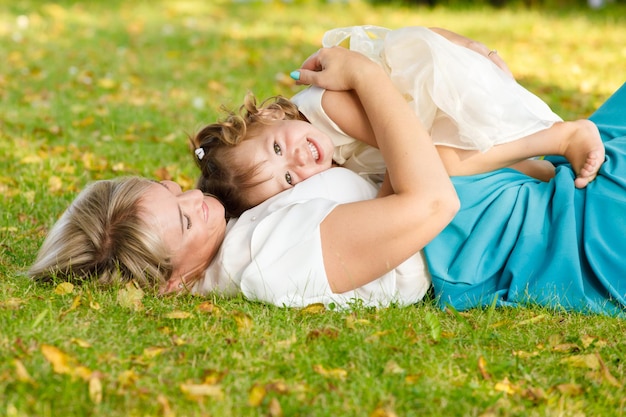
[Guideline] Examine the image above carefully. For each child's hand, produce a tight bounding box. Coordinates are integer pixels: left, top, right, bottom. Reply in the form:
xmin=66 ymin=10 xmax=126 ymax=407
xmin=291 ymin=46 xmax=383 ymax=92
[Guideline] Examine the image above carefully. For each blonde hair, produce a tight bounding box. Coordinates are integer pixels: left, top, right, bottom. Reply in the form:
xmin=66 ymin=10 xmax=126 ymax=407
xmin=28 ymin=177 xmax=172 ymax=289
xmin=191 ymin=92 xmax=306 ymax=217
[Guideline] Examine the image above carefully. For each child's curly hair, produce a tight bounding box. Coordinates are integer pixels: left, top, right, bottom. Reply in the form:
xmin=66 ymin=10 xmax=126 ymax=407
xmin=191 ymin=92 xmax=306 ymax=218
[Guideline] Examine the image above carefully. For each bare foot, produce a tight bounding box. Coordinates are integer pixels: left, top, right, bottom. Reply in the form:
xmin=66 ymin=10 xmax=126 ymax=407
xmin=562 ymin=120 xmax=604 ymax=189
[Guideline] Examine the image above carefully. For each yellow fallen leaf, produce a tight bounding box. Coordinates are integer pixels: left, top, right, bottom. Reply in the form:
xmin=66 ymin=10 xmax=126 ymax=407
xmin=180 ymin=383 xmax=223 ymax=400
xmin=478 ymin=355 xmax=491 ymax=380
xmin=383 ymin=360 xmax=405 ymax=375
xmin=512 ymin=350 xmax=539 ymax=359
xmin=312 ymin=364 xmax=347 ymax=380
xmin=73 ymin=366 xmax=93 ymax=381
xmin=111 ymin=162 xmax=126 ymax=172
xmin=97 ymin=78 xmax=116 ymax=89
xmin=365 ymin=330 xmax=392 ymax=342
xmin=41 ymin=344 xmax=72 ymax=374
xmin=117 ymin=281 xmax=144 ymax=311
xmin=21 ymin=154 xmax=43 ymax=164
xmin=513 ymin=314 xmax=546 ymax=327
xmin=54 ymin=282 xmax=74 ymax=295
xmin=268 ymin=397 xmax=283 ymax=417
xmin=117 ymin=369 xmax=140 ymax=389
xmin=89 ymin=374 xmax=103 ymax=404
xmin=203 ymin=369 xmax=227 ymax=385
xmin=157 ymin=394 xmax=175 ymax=417
xmin=73 ymin=116 xmax=95 ymax=128
xmin=233 ymin=311 xmax=253 ymax=331
xmin=48 ymin=176 xmax=63 ymax=193
xmin=494 ymin=377 xmax=519 ymax=395
xmin=207 ymin=79 xmax=226 ymax=93
xmin=404 ymin=374 xmax=421 ymax=384
xmin=345 ymin=315 xmax=370 ymax=329
xmin=370 ymin=407 xmax=398 ymax=417
xmin=14 ymin=359 xmax=36 ymax=385
xmin=164 ymin=310 xmax=191 ymax=319
xmin=41 ymin=344 xmax=92 ymax=381
xmin=142 ymin=346 xmax=168 ymax=359
xmin=580 ymin=335 xmax=596 ymax=349
xmin=71 ymin=338 xmax=92 ymax=348
xmin=1 ymin=298 xmax=25 ymax=309
xmin=553 ymin=383 xmax=584 ymax=396
xmin=171 ymin=335 xmax=187 ymax=346
xmin=266 ymin=380 xmax=289 ymax=394
xmin=60 ymin=295 xmax=81 ymax=318
xmin=520 ymin=386 xmax=547 ymax=403
xmin=248 ymin=383 xmax=267 ymax=406
xmin=560 ymin=354 xmax=600 ymax=370
xmin=552 ymin=343 xmax=580 ymax=353
xmin=196 ymin=301 xmax=221 ymax=315
xmin=276 ymin=334 xmax=297 ymax=348
xmin=596 ymin=353 xmax=622 ymax=388
xmin=87 ymin=293 xmax=101 ymax=311
xmin=300 ymin=303 xmax=325 ymax=314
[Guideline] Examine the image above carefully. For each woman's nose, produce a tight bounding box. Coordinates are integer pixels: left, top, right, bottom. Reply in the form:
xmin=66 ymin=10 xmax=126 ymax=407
xmin=180 ymin=189 xmax=204 ymax=204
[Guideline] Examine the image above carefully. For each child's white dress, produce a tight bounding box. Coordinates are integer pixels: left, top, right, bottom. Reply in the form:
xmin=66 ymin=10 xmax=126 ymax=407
xmin=292 ymin=26 xmax=562 ymax=184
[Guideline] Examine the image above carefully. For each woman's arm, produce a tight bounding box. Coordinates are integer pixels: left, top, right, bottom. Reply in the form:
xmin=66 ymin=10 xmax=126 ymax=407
xmin=294 ymin=47 xmax=459 ymax=293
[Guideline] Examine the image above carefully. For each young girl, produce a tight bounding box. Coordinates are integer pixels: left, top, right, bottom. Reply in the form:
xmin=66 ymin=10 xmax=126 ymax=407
xmin=192 ymin=25 xmax=603 ymax=217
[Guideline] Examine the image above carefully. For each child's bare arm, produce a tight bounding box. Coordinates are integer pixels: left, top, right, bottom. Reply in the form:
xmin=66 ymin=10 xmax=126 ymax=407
xmin=321 ymin=90 xmax=378 ymax=147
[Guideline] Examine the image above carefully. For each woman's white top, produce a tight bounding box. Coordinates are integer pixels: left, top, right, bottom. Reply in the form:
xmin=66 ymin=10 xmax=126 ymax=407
xmin=192 ymin=168 xmax=431 ymax=309
xmin=292 ymin=26 xmax=562 ymax=184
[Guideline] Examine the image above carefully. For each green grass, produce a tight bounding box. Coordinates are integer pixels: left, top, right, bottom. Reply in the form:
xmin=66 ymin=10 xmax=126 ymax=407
xmin=1 ymin=0 xmax=626 ymax=415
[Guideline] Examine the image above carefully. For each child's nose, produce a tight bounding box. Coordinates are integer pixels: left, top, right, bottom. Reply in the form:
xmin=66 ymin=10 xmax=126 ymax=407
xmin=293 ymin=147 xmax=307 ymax=166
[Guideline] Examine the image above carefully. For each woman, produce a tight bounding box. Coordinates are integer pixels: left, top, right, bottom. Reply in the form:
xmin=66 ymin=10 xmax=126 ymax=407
xmin=28 ymin=46 xmax=459 ymax=302
xmin=192 ymin=82 xmax=626 ymax=316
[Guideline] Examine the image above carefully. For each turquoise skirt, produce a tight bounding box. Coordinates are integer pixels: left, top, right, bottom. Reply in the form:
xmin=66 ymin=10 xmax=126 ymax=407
xmin=424 ymin=83 xmax=626 ymax=316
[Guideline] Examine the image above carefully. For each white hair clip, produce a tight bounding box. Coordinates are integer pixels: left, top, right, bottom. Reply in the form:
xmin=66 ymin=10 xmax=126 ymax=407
xmin=194 ymin=148 xmax=205 ymax=161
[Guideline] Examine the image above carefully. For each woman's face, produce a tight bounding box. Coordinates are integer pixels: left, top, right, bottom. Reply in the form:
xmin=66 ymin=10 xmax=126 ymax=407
xmin=141 ymin=181 xmax=226 ymax=292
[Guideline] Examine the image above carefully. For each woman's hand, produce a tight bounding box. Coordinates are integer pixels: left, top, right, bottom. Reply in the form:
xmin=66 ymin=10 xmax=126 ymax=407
xmin=429 ymin=27 xmax=514 ymax=78
xmin=292 ymin=46 xmax=384 ymax=92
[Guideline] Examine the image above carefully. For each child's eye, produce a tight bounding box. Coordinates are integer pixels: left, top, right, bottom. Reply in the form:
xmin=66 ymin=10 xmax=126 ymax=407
xmin=273 ymin=142 xmax=282 ymax=155
xmin=285 ymin=172 xmax=293 ymax=185
xmin=184 ymin=214 xmax=192 ymax=229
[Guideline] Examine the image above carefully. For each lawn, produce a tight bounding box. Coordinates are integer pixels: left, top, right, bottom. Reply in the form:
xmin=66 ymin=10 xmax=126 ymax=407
xmin=1 ymin=0 xmax=625 ymax=416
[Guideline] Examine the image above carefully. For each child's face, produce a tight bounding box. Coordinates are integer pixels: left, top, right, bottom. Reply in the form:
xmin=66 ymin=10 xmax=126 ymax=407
xmin=235 ymin=119 xmax=335 ymax=205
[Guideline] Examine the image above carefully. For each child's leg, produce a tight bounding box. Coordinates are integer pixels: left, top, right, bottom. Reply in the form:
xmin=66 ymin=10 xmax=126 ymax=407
xmin=437 ymin=119 xmax=604 ymax=187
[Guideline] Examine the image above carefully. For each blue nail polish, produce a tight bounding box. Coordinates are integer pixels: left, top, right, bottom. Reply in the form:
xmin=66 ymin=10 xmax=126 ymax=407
xmin=290 ymin=70 xmax=300 ymax=81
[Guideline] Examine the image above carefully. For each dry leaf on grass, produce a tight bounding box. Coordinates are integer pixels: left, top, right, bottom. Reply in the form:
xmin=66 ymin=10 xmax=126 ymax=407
xmin=117 ymin=281 xmax=144 ymax=311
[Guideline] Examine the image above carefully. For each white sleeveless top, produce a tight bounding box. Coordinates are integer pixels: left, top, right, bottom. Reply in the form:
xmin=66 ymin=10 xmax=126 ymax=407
xmin=192 ymin=168 xmax=431 ymax=309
